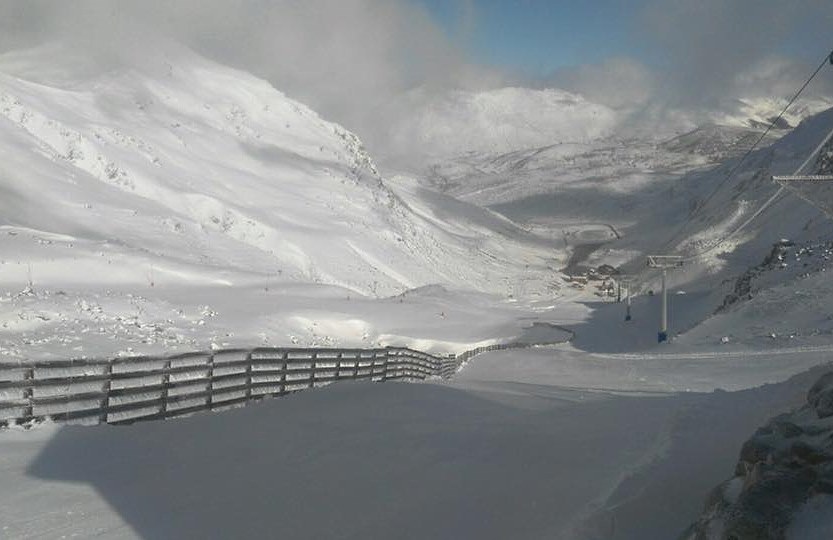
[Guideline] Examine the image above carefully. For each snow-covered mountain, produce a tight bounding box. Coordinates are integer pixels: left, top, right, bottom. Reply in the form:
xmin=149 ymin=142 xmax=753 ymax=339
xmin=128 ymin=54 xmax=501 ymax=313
xmin=719 ymin=95 xmax=833 ymax=132
xmin=0 ymin=43 xmax=570 ymax=359
xmin=410 ymin=95 xmax=833 ymax=354
xmin=0 ymin=44 xmax=558 ymax=299
xmin=378 ymin=83 xmax=833 ymax=169
xmin=3 ymin=34 xmax=833 ymax=540
xmin=382 ymin=86 xmax=619 ymax=164
xmin=3 ymin=38 xmax=825 ymax=354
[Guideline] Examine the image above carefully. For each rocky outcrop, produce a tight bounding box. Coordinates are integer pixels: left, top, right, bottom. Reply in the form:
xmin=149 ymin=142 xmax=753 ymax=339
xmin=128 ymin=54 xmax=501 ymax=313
xmin=717 ymin=240 xmax=791 ymax=312
xmin=816 ymin=134 xmax=833 ymax=175
xmin=683 ymin=371 xmax=833 ymax=539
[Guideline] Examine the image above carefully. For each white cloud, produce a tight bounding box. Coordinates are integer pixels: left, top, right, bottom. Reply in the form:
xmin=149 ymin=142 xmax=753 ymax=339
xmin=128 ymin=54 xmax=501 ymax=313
xmin=1 ymin=0 xmax=831 ymax=164
xmin=547 ymin=57 xmax=657 ymax=110
xmin=0 ymin=0 xmax=501 ymax=161
xmin=639 ymin=0 xmax=833 ymax=106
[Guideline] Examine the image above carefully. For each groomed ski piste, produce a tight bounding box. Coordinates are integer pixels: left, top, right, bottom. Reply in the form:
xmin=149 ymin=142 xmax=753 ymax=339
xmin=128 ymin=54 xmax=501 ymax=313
xmin=2 ymin=43 xmax=833 ymax=539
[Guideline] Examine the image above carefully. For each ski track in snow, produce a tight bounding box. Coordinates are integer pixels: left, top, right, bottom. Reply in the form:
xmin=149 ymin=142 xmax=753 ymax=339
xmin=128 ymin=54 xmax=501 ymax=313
xmin=595 ymin=343 xmax=833 ymax=361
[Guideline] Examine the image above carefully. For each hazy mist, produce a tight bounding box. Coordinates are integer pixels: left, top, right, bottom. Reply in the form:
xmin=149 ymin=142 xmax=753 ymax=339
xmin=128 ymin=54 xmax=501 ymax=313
xmin=1 ymin=0 xmax=831 ymax=162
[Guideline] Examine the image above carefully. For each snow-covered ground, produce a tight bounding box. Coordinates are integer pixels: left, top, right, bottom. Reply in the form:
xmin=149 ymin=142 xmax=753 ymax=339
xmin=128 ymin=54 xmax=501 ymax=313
xmin=0 ymin=349 xmax=829 ymax=539
xmin=0 ymin=43 xmax=567 ymax=361
xmin=2 ymin=38 xmax=833 ymax=539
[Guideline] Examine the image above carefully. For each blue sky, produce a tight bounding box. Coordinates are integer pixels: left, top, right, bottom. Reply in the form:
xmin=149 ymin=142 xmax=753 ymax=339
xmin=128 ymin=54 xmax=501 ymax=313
xmin=412 ymin=0 xmax=833 ymax=77
xmin=413 ymin=0 xmax=642 ymax=75
xmin=2 ymin=0 xmax=831 ymax=140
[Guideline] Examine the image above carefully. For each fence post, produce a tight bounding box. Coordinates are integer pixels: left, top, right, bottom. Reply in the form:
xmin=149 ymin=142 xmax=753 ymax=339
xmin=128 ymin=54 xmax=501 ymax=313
xmin=334 ymin=352 xmax=342 ymax=381
xmin=159 ymin=357 xmax=171 ymax=417
xmin=4 ymin=343 xmax=482 ymax=427
xmin=280 ymin=351 xmax=288 ymax=394
xmin=21 ymin=365 xmax=34 ymax=423
xmin=206 ymin=353 xmax=215 ymax=410
xmin=99 ymin=361 xmax=112 ymax=425
xmin=309 ymin=351 xmax=317 ymax=389
xmin=244 ymin=351 xmax=253 ymax=402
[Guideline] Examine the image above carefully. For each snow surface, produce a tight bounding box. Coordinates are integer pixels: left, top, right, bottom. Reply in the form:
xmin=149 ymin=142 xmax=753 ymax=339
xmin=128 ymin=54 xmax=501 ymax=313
xmin=788 ymin=495 xmax=833 ymax=540
xmin=0 ymin=44 xmax=566 ymax=361
xmin=0 ymin=356 xmax=829 ymax=539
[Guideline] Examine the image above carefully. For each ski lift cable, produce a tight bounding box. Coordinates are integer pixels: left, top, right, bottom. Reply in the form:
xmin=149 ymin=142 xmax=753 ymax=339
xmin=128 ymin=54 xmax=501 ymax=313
xmin=678 ymin=120 xmax=833 ymax=262
xmin=628 ymin=117 xmax=833 ymax=291
xmin=718 ymin=52 xmax=832 ymax=190
xmin=654 ymin=49 xmax=833 ymax=256
xmin=625 ymin=49 xmax=833 ymax=291
xmin=630 ymin=121 xmax=833 ymax=287
xmin=780 ymin=181 xmax=833 ymax=220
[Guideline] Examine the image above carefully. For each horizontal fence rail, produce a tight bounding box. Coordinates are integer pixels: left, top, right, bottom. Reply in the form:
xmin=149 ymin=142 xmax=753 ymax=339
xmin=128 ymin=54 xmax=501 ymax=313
xmin=0 ymin=347 xmax=446 ymax=427
xmin=0 ymin=325 xmax=573 ymax=428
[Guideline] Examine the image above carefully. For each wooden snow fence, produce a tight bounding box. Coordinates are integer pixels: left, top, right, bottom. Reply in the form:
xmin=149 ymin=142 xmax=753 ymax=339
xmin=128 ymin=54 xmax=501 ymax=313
xmin=453 ymin=334 xmax=574 ymax=368
xmin=0 ymin=347 xmax=462 ymax=427
xmin=0 ymin=325 xmax=573 ymax=428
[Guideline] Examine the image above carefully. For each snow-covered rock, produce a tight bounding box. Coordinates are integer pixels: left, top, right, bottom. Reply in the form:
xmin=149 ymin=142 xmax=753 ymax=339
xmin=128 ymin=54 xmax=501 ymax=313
xmin=684 ymin=370 xmax=833 ymax=539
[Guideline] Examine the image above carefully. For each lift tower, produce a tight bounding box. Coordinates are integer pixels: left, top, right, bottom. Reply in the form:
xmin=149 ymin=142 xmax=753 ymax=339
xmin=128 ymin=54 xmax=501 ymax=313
xmin=647 ymin=256 xmax=684 ymax=343
xmin=616 ymin=276 xmax=634 ymax=321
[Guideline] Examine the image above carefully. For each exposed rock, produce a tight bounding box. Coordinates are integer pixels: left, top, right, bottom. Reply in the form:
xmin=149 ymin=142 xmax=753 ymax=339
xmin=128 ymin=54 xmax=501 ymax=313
xmin=808 ymin=372 xmax=833 ymax=419
xmin=816 ymin=135 xmax=833 ymax=176
xmin=683 ymin=370 xmax=833 ymax=539
xmin=718 ymin=238 xmax=833 ymax=314
xmin=717 ymin=242 xmax=789 ymax=312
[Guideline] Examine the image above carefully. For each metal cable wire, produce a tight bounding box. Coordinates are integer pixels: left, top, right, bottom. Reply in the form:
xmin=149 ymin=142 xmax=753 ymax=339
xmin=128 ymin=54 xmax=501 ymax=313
xmin=655 ymin=49 xmax=833 ymax=256
xmin=679 ymin=120 xmax=833 ymax=262
xmin=623 ymin=48 xmax=833 ymax=292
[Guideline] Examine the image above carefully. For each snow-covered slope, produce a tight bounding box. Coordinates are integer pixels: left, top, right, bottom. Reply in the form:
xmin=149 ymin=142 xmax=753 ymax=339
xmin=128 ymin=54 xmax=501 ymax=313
xmin=381 ymin=82 xmax=833 ymax=169
xmin=3 ymin=37 xmax=833 ymax=540
xmin=410 ymin=96 xmax=833 ymax=354
xmin=384 ymin=86 xmax=618 ymax=163
xmin=0 ymin=43 xmax=571 ymax=359
xmin=718 ymin=95 xmax=833 ymax=132
xmin=0 ymin=44 xmax=560 ymax=299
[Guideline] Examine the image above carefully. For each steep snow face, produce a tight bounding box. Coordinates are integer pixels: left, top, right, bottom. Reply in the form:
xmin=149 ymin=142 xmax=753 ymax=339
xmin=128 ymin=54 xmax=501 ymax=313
xmin=0 ymin=45 xmax=401 ymax=294
xmin=385 ymin=87 xmax=618 ymax=162
xmin=0 ymin=44 xmax=558 ymax=300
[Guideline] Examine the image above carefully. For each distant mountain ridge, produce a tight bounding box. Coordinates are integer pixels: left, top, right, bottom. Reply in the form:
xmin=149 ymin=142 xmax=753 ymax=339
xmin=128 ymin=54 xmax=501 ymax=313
xmin=380 ymin=85 xmax=833 ymax=167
